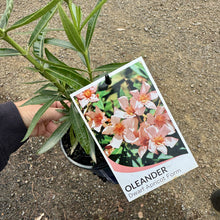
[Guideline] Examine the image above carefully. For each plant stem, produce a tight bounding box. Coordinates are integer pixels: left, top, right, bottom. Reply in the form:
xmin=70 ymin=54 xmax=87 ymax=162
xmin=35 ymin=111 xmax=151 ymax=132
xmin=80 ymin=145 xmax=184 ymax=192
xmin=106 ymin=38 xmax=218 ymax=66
xmin=2 ymin=33 xmax=69 ymax=98
xmin=84 ymin=50 xmax=93 ymax=81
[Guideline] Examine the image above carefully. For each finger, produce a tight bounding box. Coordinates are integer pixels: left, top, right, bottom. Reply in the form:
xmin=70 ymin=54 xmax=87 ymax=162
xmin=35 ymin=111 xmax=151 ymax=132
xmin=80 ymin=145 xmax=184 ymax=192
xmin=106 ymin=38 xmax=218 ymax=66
xmin=41 ymin=107 xmax=64 ymax=122
xmin=50 ymin=101 xmax=71 ymax=108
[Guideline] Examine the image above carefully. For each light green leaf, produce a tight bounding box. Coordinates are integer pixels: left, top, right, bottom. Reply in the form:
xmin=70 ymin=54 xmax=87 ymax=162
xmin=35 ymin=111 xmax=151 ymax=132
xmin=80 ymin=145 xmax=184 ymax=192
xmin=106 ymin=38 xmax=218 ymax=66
xmin=94 ymin=62 xmax=128 ymax=72
xmin=58 ymin=4 xmax=85 ymax=53
xmin=28 ymin=6 xmax=57 ymax=47
xmin=7 ymin=0 xmax=61 ymax=32
xmin=44 ymin=38 xmax=77 ymax=51
xmin=33 ymin=31 xmax=46 ymax=60
xmin=157 ymin=154 xmax=173 ymax=160
xmin=88 ymin=130 xmax=96 ymax=163
xmin=69 ymin=105 xmax=91 ymax=155
xmin=0 ymin=48 xmax=20 ymax=56
xmin=0 ymin=0 xmax=14 ymax=29
xmin=22 ymin=96 xmax=58 ymax=141
xmin=69 ymin=1 xmax=81 ymax=29
xmin=38 ymin=118 xmax=71 ymax=154
xmin=85 ymin=0 xmax=101 ymax=48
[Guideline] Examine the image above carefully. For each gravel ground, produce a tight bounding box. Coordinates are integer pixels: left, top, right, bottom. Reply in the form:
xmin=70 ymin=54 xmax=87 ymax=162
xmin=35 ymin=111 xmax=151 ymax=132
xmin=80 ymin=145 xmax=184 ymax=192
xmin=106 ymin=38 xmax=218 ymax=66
xmin=0 ymin=0 xmax=219 ymax=219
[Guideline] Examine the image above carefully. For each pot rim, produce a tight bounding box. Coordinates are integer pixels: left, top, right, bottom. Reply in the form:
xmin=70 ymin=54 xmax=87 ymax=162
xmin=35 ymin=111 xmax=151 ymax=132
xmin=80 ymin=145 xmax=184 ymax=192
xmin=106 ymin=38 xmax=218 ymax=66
xmin=60 ymin=140 xmax=93 ymax=170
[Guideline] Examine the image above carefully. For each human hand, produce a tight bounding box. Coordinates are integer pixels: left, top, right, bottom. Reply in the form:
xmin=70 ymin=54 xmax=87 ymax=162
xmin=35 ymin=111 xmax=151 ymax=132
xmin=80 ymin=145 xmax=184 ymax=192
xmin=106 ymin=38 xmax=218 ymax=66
xmin=15 ymin=100 xmax=65 ymax=138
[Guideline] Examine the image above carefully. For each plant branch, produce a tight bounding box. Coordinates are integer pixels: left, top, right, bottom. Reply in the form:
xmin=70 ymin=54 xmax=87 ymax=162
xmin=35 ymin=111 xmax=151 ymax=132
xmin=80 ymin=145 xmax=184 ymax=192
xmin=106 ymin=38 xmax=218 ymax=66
xmin=83 ymin=50 xmax=93 ymax=81
xmin=2 ymin=32 xmax=69 ymax=98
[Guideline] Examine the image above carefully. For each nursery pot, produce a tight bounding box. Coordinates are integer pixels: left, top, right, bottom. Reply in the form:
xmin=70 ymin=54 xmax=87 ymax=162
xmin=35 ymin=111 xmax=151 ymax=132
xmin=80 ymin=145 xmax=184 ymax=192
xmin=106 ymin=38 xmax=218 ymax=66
xmin=60 ymin=133 xmax=118 ymax=184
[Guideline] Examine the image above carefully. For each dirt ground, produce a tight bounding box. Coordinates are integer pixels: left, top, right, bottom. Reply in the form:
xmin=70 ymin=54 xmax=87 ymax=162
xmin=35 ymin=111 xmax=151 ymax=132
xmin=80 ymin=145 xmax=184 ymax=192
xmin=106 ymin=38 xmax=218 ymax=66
xmin=0 ymin=0 xmax=219 ymax=219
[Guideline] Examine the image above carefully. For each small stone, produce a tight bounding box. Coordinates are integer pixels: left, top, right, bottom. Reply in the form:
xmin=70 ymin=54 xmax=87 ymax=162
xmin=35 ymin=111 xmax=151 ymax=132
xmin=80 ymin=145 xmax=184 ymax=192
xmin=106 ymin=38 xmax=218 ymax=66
xmin=138 ymin=211 xmax=143 ymax=219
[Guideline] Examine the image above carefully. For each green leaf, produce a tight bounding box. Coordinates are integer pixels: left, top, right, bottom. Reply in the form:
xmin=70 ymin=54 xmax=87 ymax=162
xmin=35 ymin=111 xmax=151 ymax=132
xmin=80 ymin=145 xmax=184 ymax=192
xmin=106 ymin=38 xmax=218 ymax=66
xmin=28 ymin=6 xmax=57 ymax=47
xmin=112 ymin=147 xmax=123 ymax=155
xmin=58 ymin=4 xmax=85 ymax=53
xmin=45 ymin=48 xmax=66 ymax=65
xmin=93 ymin=99 xmax=104 ymax=110
xmin=34 ymin=83 xmax=56 ymax=94
xmin=22 ymin=96 xmax=58 ymax=141
xmin=7 ymin=0 xmax=61 ymax=32
xmin=88 ymin=130 xmax=96 ymax=163
xmin=0 ymin=0 xmax=14 ymax=29
xmin=0 ymin=48 xmax=20 ymax=56
xmin=69 ymin=105 xmax=91 ymax=155
xmin=94 ymin=62 xmax=128 ymax=72
xmin=80 ymin=0 xmax=107 ymax=31
xmin=38 ymin=118 xmax=71 ymax=154
xmin=69 ymin=2 xmax=81 ymax=29
xmin=24 ymin=80 xmax=48 ymax=85
xmin=146 ymin=152 xmax=154 ymax=159
xmin=85 ymin=0 xmax=101 ymax=48
xmin=33 ymin=30 xmax=46 ymax=61
xmin=38 ymin=89 xmax=58 ymax=96
xmin=47 ymin=66 xmax=90 ymax=88
xmin=44 ymin=38 xmax=77 ymax=51
xmin=32 ymin=52 xmax=86 ymax=73
xmin=21 ymin=95 xmax=58 ymax=106
xmin=157 ymin=154 xmax=173 ymax=160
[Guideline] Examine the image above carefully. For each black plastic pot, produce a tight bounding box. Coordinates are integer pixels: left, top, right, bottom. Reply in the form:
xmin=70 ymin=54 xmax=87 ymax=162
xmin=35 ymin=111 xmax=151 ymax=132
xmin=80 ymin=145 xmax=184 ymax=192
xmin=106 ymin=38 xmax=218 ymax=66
xmin=60 ymin=134 xmax=118 ymax=184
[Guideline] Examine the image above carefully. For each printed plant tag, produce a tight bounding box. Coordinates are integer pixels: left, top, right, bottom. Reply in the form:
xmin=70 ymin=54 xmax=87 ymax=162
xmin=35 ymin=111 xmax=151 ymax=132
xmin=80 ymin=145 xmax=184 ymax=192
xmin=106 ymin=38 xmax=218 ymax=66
xmin=71 ymin=57 xmax=198 ymax=202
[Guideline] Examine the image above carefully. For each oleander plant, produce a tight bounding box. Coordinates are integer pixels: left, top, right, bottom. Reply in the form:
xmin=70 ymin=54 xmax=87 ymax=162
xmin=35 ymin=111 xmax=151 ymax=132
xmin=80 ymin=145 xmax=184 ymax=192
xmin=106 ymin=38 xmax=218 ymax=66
xmin=0 ymin=0 xmax=126 ymax=162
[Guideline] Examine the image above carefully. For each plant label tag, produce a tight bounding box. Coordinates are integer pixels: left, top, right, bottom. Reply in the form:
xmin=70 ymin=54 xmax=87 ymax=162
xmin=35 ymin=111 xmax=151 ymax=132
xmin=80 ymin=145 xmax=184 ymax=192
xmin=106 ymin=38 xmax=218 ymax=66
xmin=70 ymin=57 xmax=198 ymax=202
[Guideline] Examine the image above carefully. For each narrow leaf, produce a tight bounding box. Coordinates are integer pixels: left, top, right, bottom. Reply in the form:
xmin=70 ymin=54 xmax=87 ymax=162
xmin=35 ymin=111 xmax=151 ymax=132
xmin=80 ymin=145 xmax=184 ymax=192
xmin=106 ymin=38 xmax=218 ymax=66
xmin=49 ymin=66 xmax=90 ymax=85
xmin=21 ymin=95 xmax=57 ymax=106
xmin=33 ymin=31 xmax=46 ymax=60
xmin=88 ymin=131 xmax=96 ymax=163
xmin=85 ymin=0 xmax=101 ymax=48
xmin=22 ymin=96 xmax=58 ymax=141
xmin=24 ymin=80 xmax=48 ymax=84
xmin=44 ymin=38 xmax=77 ymax=51
xmin=45 ymin=48 xmax=66 ymax=65
xmin=47 ymin=66 xmax=89 ymax=89
xmin=7 ymin=0 xmax=61 ymax=32
xmin=28 ymin=6 xmax=57 ymax=47
xmin=38 ymin=118 xmax=71 ymax=154
xmin=94 ymin=62 xmax=128 ymax=72
xmin=0 ymin=0 xmax=14 ymax=29
xmin=32 ymin=52 xmax=86 ymax=73
xmin=0 ymin=48 xmax=20 ymax=56
xmin=80 ymin=0 xmax=107 ymax=31
xmin=58 ymin=4 xmax=85 ymax=53
xmin=34 ymin=83 xmax=56 ymax=94
xmin=69 ymin=105 xmax=90 ymax=154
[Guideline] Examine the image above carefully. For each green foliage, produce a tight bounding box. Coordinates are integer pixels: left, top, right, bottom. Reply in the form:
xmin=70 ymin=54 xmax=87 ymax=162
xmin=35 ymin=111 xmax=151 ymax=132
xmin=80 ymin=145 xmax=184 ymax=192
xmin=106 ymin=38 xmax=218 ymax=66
xmin=0 ymin=48 xmax=19 ymax=56
xmin=0 ymin=0 xmax=14 ymax=29
xmin=0 ymin=0 xmax=127 ymax=162
xmin=28 ymin=7 xmax=57 ymax=47
xmin=7 ymin=0 xmax=61 ymax=32
xmin=58 ymin=4 xmax=85 ymax=53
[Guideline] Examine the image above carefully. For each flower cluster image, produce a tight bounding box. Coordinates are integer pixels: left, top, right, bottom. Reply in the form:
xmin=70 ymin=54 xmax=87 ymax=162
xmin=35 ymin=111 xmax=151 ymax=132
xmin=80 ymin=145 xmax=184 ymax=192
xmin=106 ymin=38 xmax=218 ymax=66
xmin=74 ymin=62 xmax=188 ymax=167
